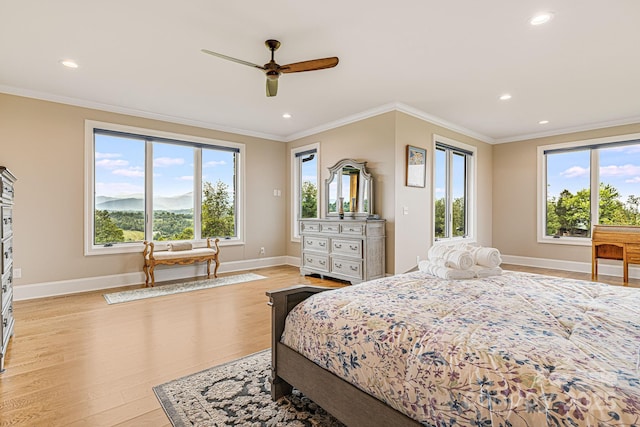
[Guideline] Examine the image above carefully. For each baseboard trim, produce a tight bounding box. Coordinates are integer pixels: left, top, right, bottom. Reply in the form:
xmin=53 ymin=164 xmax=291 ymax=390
xmin=20 ymin=254 xmax=630 ymax=301
xmin=502 ymin=254 xmax=640 ymax=280
xmin=13 ymin=256 xmax=290 ymax=301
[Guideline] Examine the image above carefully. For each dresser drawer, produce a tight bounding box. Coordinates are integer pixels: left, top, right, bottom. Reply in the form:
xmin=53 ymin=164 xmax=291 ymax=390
xmin=331 ymin=258 xmax=363 ymax=279
xmin=1 ymin=270 xmax=12 ymax=311
xmin=302 ymin=236 xmax=329 ymax=253
xmin=320 ymin=223 xmax=340 ymax=234
xmin=1 ymin=179 xmax=14 ymax=204
xmin=331 ymin=239 xmax=362 ymax=257
xmin=1 ymin=301 xmax=13 ymax=349
xmin=2 ymin=208 xmax=12 ymax=238
xmin=1 ymin=237 xmax=12 ymax=274
xmin=302 ymin=253 xmax=329 ymax=272
xmin=300 ymin=222 xmax=321 ymax=233
xmin=340 ymin=223 xmax=365 ymax=235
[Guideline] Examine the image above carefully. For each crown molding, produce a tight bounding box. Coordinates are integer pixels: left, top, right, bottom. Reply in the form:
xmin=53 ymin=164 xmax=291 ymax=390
xmin=0 ymin=85 xmax=286 ymax=142
xmin=493 ymin=115 xmax=640 ymax=144
xmin=4 ymin=85 xmax=638 ymax=146
xmin=283 ymin=102 xmax=495 ymax=144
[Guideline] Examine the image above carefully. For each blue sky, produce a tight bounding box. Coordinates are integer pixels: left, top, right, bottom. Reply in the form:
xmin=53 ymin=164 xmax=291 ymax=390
xmin=547 ymin=145 xmax=640 ymax=201
xmin=95 ymin=134 xmax=235 ymax=198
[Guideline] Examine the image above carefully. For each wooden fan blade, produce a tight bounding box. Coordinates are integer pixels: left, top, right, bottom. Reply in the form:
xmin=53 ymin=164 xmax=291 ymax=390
xmin=266 ymin=78 xmax=278 ymax=97
xmin=280 ymin=57 xmax=339 ymax=74
xmin=201 ymin=49 xmax=265 ymax=70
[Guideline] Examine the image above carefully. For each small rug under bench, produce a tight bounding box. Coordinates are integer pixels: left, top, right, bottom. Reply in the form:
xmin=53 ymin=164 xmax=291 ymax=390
xmin=153 ymin=350 xmax=344 ymax=426
xmin=103 ymin=273 xmax=266 ymax=304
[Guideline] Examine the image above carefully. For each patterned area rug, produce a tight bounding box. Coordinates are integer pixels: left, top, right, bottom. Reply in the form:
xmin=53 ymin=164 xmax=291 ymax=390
xmin=153 ymin=350 xmax=345 ymax=426
xmin=103 ymin=273 xmax=266 ymax=304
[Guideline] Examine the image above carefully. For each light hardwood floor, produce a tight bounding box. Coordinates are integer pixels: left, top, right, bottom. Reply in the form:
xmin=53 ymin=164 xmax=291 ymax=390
xmin=0 ymin=264 xmax=637 ymax=426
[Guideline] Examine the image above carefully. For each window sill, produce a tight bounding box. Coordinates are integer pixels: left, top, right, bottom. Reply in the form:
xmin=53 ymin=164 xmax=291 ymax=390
xmin=85 ymin=237 xmax=244 ymax=256
xmin=537 ymin=236 xmax=591 ymax=247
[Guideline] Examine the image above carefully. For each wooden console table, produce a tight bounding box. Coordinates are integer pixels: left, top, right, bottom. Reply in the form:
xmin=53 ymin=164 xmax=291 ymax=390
xmin=592 ymin=225 xmax=640 ymax=283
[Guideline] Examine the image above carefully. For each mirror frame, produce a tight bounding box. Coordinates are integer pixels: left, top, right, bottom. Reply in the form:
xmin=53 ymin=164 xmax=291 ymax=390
xmin=325 ymin=158 xmax=374 ymax=218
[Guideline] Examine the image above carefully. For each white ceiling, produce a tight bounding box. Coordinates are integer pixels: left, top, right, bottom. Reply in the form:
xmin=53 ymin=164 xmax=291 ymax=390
xmin=2 ymin=1 xmax=639 ymax=143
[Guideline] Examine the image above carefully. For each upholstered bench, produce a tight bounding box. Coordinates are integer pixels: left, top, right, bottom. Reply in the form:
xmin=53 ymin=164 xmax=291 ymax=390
xmin=142 ymin=238 xmax=220 ymax=287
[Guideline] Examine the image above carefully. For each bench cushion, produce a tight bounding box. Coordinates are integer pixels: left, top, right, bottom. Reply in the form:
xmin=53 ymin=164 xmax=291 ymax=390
xmin=149 ymin=248 xmax=217 ymax=260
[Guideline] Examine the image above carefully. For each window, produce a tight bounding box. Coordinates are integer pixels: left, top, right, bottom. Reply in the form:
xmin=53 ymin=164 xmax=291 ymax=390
xmin=292 ymin=144 xmax=319 ymax=240
xmin=85 ymin=121 xmax=243 ymax=255
xmin=434 ymin=137 xmax=475 ymax=241
xmin=538 ymin=133 xmax=640 ymax=244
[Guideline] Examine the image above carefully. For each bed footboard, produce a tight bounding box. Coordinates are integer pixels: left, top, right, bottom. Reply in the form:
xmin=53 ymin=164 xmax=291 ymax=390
xmin=265 ymin=285 xmax=331 ymax=399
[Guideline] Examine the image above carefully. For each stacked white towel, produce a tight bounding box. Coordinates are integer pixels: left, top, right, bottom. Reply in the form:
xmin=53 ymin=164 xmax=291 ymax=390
xmin=422 ymin=244 xmax=503 ymax=279
xmin=418 ymin=260 xmax=475 ymax=280
xmin=467 ymin=246 xmax=502 ymax=268
xmin=441 ymin=249 xmax=474 ymax=270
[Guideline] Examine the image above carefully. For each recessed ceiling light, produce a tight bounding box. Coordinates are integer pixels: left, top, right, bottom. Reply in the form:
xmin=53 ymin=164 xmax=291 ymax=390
xmin=282 ymin=113 xmax=292 ymax=119
xmin=499 ymin=94 xmax=512 ymax=101
xmin=60 ymin=59 xmax=79 ymax=69
xmin=539 ymin=120 xmax=549 ymax=125
xmin=530 ymin=12 xmax=554 ymax=26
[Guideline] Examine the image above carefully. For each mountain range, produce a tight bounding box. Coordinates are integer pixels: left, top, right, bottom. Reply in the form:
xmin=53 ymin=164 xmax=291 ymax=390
xmin=96 ymin=193 xmax=193 ymax=211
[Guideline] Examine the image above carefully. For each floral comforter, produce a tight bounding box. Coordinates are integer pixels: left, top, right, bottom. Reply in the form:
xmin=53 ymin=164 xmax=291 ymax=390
xmin=280 ymin=271 xmax=640 ymax=426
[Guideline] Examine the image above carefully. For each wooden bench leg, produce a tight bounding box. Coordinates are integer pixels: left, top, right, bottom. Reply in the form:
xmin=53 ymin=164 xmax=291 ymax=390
xmin=149 ymin=265 xmax=156 ymax=287
xmin=213 ymin=257 xmax=219 ymax=278
xmin=143 ymin=262 xmax=150 ymax=287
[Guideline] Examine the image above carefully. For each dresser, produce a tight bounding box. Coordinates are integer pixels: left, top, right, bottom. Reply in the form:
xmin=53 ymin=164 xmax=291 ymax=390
xmin=300 ymin=218 xmax=385 ymax=285
xmin=1 ymin=167 xmax=16 ymax=372
xmin=592 ymin=224 xmax=640 ymax=283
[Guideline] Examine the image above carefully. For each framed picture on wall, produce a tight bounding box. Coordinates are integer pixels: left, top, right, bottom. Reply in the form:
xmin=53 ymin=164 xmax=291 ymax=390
xmin=406 ymin=145 xmax=426 ymax=187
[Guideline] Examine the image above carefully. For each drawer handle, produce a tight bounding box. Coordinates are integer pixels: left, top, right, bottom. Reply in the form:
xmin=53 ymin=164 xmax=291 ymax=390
xmin=306 ymin=258 xmax=313 ymax=262
xmin=334 ymin=243 xmax=342 ymax=249
xmin=2 ymin=318 xmax=6 ymax=327
xmin=318 ymin=242 xmax=326 ymax=247
xmin=335 ymin=263 xmax=342 ymax=268
xmin=350 ymin=265 xmax=359 ymax=271
xmin=350 ymin=245 xmax=359 ymax=250
xmin=306 ymin=240 xmax=313 ymax=245
xmin=2 ymin=285 xmax=6 ymax=292
xmin=319 ymin=260 xmax=326 ymax=266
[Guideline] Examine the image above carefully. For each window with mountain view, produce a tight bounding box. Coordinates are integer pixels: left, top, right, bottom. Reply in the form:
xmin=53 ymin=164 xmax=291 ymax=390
xmin=89 ymin=123 xmax=242 ymax=252
xmin=541 ymin=135 xmax=640 ymax=241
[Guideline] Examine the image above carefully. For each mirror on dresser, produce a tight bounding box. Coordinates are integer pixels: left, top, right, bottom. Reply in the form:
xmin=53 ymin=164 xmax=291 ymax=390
xmin=325 ymin=159 xmax=373 ymax=218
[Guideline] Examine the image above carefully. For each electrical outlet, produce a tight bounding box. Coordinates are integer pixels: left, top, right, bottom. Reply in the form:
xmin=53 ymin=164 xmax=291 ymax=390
xmin=14 ymin=268 xmax=22 ymax=279
xmin=260 ymin=247 xmax=265 ymax=255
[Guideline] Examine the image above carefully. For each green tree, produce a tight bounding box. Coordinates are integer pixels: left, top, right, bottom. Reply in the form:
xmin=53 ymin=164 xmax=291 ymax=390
xmin=95 ymin=210 xmax=124 ymax=244
xmin=434 ymin=197 xmax=445 ymax=238
xmin=452 ymin=197 xmax=465 ymax=236
xmin=598 ymin=183 xmax=627 ymax=225
xmin=626 ymin=195 xmax=640 ymax=225
xmin=202 ymin=180 xmax=235 ymax=237
xmin=546 ymin=197 xmax=561 ymax=236
xmin=301 ymin=181 xmax=317 ymax=218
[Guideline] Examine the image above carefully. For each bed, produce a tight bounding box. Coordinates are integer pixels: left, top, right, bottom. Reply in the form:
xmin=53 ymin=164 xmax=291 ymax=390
xmin=266 ymin=271 xmax=640 ymax=426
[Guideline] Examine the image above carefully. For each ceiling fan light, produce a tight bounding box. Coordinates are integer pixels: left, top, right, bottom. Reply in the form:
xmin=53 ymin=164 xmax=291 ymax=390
xmin=266 ymin=71 xmax=280 ymax=80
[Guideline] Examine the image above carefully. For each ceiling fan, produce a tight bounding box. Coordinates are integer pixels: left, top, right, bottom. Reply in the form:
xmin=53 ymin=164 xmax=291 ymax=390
xmin=201 ymin=39 xmax=339 ymax=97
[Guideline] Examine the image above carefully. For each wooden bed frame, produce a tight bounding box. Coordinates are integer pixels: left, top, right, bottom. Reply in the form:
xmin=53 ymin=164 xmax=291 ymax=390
xmin=266 ymin=285 xmax=420 ymax=427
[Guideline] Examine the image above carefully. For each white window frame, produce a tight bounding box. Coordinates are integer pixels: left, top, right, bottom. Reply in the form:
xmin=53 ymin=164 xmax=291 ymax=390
xmin=291 ymin=143 xmax=320 ymax=241
xmin=537 ymin=132 xmax=640 ymax=246
xmin=432 ymin=135 xmax=477 ymax=243
xmin=84 ymin=120 xmax=245 ymax=256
